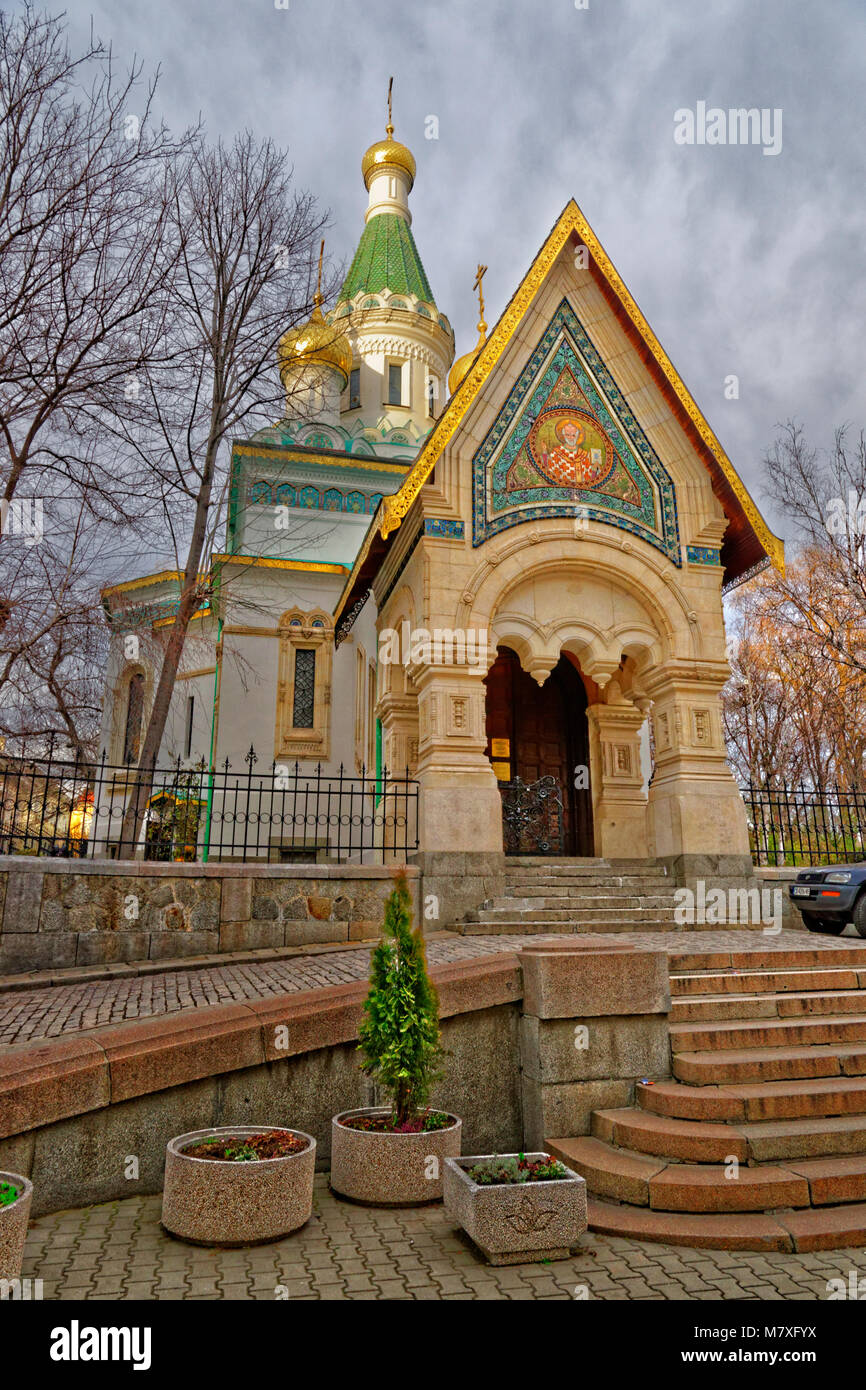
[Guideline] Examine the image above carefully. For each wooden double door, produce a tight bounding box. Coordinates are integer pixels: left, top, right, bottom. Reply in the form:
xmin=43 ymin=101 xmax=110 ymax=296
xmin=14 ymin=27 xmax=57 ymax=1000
xmin=484 ymin=646 xmax=592 ymax=855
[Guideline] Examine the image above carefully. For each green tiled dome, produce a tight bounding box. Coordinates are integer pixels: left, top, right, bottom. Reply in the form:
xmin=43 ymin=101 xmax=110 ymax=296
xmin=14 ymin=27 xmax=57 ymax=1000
xmin=339 ymin=213 xmax=434 ymax=305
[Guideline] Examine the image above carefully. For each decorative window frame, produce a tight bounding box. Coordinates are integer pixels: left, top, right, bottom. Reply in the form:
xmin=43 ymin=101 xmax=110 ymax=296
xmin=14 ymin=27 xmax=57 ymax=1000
xmin=367 ymin=660 xmax=377 ymax=772
xmin=354 ymin=646 xmax=366 ymax=771
xmin=276 ymin=608 xmax=333 ymax=761
xmin=110 ymin=662 xmax=151 ymax=765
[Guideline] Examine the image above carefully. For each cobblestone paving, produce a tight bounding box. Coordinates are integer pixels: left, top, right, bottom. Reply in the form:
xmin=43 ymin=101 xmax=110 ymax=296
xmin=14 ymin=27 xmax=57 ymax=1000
xmin=19 ymin=1176 xmax=863 ymax=1301
xmin=2 ymin=929 xmax=864 ymax=1050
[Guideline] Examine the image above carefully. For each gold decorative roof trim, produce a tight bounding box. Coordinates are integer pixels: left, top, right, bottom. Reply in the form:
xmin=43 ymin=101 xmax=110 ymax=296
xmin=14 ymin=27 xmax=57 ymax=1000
xmin=233 ymin=442 xmax=408 ymax=475
xmin=101 ymin=570 xmax=206 ymax=599
xmin=376 ymin=199 xmax=784 ymax=574
xmin=212 ymin=554 xmax=349 ymax=575
xmin=154 ymin=607 xmax=211 ymax=630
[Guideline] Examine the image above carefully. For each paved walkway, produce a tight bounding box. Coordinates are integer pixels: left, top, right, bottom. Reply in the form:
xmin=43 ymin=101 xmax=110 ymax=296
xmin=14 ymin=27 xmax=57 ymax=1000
xmin=2 ymin=929 xmax=865 ymax=1050
xmin=20 ymin=1176 xmax=862 ymax=1300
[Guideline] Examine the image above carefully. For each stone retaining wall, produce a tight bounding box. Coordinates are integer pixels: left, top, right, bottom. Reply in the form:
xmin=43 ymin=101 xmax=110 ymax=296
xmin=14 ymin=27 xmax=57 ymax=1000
xmin=0 ymin=857 xmax=420 ymax=974
xmin=0 ymin=956 xmax=522 ymax=1215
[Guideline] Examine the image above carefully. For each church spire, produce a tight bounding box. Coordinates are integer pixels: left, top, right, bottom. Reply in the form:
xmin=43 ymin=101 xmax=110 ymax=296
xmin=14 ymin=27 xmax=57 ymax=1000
xmin=360 ymin=77 xmax=417 ymax=224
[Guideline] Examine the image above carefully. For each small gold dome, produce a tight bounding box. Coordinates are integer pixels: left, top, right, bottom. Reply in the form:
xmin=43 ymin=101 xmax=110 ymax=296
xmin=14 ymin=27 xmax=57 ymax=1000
xmin=448 ymin=324 xmax=487 ymax=396
xmin=278 ymin=303 xmax=352 ymax=387
xmin=362 ymin=129 xmax=416 ymax=191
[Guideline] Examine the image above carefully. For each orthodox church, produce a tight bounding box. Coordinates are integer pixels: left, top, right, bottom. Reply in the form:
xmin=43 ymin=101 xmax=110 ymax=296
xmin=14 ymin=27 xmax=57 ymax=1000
xmin=99 ymin=100 xmax=784 ymax=919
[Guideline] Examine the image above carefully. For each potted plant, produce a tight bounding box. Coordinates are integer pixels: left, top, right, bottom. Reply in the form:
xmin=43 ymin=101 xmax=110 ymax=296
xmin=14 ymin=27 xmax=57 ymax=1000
xmin=443 ymin=1151 xmax=587 ymax=1265
xmin=161 ymin=1126 xmax=316 ymax=1246
xmin=330 ymin=872 xmax=461 ymax=1205
xmin=0 ymin=1172 xmax=33 ymax=1283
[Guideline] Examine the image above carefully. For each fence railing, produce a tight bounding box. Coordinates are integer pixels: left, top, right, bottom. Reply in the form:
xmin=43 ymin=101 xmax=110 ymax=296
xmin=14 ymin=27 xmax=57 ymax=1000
xmin=0 ymin=749 xmax=419 ymax=865
xmin=741 ymin=783 xmax=866 ymax=867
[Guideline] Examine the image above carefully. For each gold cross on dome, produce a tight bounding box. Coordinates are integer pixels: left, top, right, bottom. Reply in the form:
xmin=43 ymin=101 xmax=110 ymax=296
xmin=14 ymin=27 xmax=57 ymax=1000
xmin=387 ymin=76 xmax=394 ymax=136
xmin=473 ymin=263 xmax=488 ymax=332
xmin=314 ymin=239 xmax=325 ymax=307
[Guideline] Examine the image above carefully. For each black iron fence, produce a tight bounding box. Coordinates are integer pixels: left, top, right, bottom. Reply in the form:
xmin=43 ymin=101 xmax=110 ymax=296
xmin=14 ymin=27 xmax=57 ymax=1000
xmin=0 ymin=748 xmax=419 ymax=864
xmin=741 ymin=783 xmax=866 ymax=867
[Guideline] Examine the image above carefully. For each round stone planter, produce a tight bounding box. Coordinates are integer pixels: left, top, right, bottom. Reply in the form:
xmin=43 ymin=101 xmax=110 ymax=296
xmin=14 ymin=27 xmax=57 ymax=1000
xmin=161 ymin=1126 xmax=316 ymax=1247
xmin=0 ymin=1172 xmax=33 ymax=1283
xmin=330 ymin=1107 xmax=462 ymax=1206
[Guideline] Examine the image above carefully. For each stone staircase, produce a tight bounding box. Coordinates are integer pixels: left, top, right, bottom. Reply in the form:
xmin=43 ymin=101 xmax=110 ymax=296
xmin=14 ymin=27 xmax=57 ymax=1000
xmin=455 ymin=856 xmax=687 ymax=934
xmin=548 ymin=943 xmax=866 ymax=1251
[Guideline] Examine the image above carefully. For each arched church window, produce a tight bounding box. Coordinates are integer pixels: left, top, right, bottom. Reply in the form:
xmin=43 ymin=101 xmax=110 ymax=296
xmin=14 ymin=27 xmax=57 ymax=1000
xmin=276 ymin=609 xmax=333 ymax=761
xmin=387 ymin=363 xmax=403 ymax=406
xmin=291 ymin=650 xmax=316 ymax=729
xmin=349 ymin=367 xmax=361 ymax=409
xmin=123 ymin=672 xmax=144 ymax=764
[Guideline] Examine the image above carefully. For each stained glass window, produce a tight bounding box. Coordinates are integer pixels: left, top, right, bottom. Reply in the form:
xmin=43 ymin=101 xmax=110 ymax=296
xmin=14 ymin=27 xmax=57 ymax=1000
xmin=292 ymin=649 xmax=316 ymax=728
xmin=123 ymin=673 xmax=144 ymax=763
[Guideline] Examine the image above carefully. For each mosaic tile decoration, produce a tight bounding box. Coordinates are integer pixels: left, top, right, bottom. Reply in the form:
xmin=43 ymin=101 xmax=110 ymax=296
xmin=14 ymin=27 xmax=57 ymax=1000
xmin=424 ymin=518 xmax=465 ymax=539
xmin=247 ymin=482 xmax=384 ymax=515
xmin=472 ymin=298 xmax=680 ymax=564
xmin=686 ymin=545 xmax=722 ymax=565
xmin=339 ymin=213 xmax=434 ymax=304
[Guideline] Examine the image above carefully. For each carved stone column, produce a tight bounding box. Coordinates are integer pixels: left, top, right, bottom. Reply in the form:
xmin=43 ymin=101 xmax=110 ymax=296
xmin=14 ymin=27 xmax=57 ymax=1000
xmin=409 ymin=661 xmax=505 ymax=926
xmin=586 ymin=700 xmax=649 ymax=859
xmin=643 ymin=660 xmax=752 ymax=882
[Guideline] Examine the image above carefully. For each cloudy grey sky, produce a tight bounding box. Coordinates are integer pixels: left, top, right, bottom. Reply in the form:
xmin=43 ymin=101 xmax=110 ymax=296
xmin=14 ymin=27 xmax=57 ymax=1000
xmin=64 ymin=0 xmax=866 ymax=540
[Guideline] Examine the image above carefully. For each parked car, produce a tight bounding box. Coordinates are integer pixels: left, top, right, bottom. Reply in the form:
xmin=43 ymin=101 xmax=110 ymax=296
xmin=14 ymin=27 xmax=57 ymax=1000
xmin=789 ymin=863 xmax=866 ymax=935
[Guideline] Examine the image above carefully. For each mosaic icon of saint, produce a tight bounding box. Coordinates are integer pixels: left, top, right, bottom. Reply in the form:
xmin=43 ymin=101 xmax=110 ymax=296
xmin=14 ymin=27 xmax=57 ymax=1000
xmin=539 ymin=417 xmax=605 ymax=488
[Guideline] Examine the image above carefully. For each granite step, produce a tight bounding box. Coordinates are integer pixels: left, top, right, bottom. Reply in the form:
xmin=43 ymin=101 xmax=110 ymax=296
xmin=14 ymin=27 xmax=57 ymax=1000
xmin=592 ymin=1107 xmax=749 ymax=1163
xmin=673 ymin=1042 xmax=866 ymax=1085
xmin=670 ymin=966 xmax=866 ymax=997
xmin=585 ymin=1197 xmax=795 ymax=1251
xmin=670 ymin=1013 xmax=866 ymax=1052
xmin=671 ymin=989 xmax=866 ymax=1023
xmin=494 ymin=894 xmax=679 ymax=910
xmin=546 ymin=1136 xmax=812 ymax=1212
xmin=636 ymin=1075 xmax=866 ymax=1123
xmin=593 ymin=1106 xmax=866 ymax=1163
xmin=668 ymin=946 xmax=866 ymax=973
xmin=504 ymin=877 xmax=673 ymax=892
xmin=586 ymin=1197 xmax=866 ymax=1252
xmin=454 ymin=919 xmax=684 ymax=936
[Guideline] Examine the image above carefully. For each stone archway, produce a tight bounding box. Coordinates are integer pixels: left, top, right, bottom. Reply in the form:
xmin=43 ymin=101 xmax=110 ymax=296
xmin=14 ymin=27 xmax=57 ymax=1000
xmin=484 ymin=645 xmax=592 ymax=855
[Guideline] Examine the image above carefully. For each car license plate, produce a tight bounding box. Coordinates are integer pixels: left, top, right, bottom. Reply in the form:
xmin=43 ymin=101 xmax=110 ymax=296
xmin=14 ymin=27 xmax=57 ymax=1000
xmin=792 ymin=886 xmax=811 ymax=897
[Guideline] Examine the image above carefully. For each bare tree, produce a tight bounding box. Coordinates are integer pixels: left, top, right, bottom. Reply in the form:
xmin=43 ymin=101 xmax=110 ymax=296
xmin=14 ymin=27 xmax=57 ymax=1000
xmin=112 ymin=130 xmax=336 ymax=854
xmin=0 ymin=4 xmax=193 ymax=522
xmin=0 ymin=496 xmax=117 ymax=761
xmin=723 ymin=557 xmax=866 ymax=792
xmin=763 ymin=421 xmax=866 ymax=678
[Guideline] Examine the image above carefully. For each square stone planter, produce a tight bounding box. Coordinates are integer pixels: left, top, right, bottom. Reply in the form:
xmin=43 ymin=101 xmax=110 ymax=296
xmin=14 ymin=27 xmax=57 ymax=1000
xmin=443 ymin=1153 xmax=587 ymax=1265
xmin=0 ymin=1172 xmax=33 ymax=1284
xmin=161 ymin=1127 xmax=316 ymax=1247
xmin=330 ymin=1108 xmax=462 ymax=1206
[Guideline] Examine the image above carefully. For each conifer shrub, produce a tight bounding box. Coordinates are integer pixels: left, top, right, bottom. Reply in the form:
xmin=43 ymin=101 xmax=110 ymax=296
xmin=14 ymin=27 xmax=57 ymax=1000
xmin=357 ymin=870 xmax=443 ymax=1128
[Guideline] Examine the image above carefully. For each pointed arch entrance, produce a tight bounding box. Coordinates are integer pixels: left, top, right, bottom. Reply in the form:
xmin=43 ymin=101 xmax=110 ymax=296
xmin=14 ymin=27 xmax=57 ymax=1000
xmin=484 ymin=646 xmax=592 ymax=855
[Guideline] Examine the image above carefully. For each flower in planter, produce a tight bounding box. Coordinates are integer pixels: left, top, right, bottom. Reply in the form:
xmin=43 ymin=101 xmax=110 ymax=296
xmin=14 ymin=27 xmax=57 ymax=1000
xmin=357 ymin=871 xmax=442 ymax=1129
xmin=0 ymin=1181 xmax=19 ymax=1207
xmin=466 ymin=1154 xmax=569 ymax=1185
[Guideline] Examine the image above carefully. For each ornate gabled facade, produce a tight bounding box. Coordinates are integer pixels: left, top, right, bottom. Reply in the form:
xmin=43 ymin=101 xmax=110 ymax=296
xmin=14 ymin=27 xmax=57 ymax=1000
xmin=98 ymin=102 xmax=783 ymax=913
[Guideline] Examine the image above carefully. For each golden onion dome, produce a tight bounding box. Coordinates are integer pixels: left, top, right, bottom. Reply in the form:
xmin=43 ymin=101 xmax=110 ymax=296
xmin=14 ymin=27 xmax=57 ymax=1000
xmin=277 ymin=302 xmax=352 ymax=387
xmin=448 ymin=323 xmax=487 ymax=396
xmin=362 ymin=124 xmax=416 ymax=192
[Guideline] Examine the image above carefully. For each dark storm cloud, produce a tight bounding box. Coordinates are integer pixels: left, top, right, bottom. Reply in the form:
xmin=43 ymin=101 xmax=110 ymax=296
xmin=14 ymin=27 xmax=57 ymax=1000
xmin=62 ymin=0 xmax=866 ymax=538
